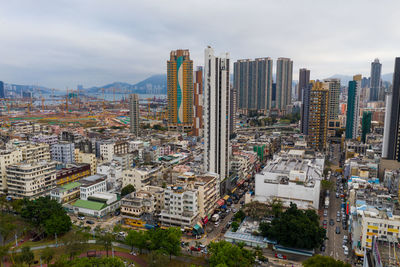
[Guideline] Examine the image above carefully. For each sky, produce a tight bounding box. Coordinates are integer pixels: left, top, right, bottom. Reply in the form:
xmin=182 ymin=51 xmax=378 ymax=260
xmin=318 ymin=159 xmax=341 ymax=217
xmin=0 ymin=0 xmax=400 ymax=89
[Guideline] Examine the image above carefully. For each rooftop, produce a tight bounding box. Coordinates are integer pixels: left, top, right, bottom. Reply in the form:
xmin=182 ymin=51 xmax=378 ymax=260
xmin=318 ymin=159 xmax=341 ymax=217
xmin=73 ymin=199 xmax=106 ymax=210
xmin=60 ymin=181 xmax=81 ymax=191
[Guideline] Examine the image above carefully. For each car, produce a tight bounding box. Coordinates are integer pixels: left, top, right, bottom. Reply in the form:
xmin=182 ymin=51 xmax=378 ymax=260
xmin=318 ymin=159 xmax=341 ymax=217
xmin=336 ymin=192 xmax=339 ymax=198
xmin=129 ymin=251 xmax=137 ymax=256
xmin=232 ymin=208 xmax=237 ymax=213
xmin=320 ymin=245 xmax=326 ymax=252
xmin=344 ymin=246 xmax=349 ymax=255
xmin=180 ymin=241 xmax=186 ymax=247
xmin=336 ymin=226 xmax=341 ymax=234
xmin=323 ymin=210 xmax=328 ymax=217
xmin=240 ymin=200 xmax=245 ymax=205
xmin=118 ymin=231 xmax=126 ymax=237
xmin=275 ymin=253 xmax=287 ymax=260
xmin=337 ymin=211 xmax=340 ymax=217
xmin=343 ymin=235 xmax=348 ymax=241
xmin=199 ymin=244 xmax=206 ymax=249
xmin=336 ymin=217 xmax=341 ymax=222
xmin=323 ymin=220 xmax=327 ymax=229
xmin=86 ymin=220 xmax=95 ymax=225
xmin=214 ymin=221 xmax=219 ymax=227
xmin=329 ymin=219 xmax=334 ymax=226
xmin=78 ymin=216 xmax=85 ymax=220
xmin=226 ymin=209 xmax=231 ymax=213
xmin=190 ymin=246 xmax=201 ymax=252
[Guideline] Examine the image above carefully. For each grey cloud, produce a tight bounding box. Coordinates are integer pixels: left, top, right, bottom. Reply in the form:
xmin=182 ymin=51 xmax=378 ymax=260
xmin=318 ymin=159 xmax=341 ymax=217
xmin=0 ymin=0 xmax=399 ymax=88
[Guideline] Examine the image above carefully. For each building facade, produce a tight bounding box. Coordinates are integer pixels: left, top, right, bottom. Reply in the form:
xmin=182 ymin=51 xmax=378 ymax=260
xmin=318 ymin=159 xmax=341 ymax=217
xmin=6 ymin=161 xmax=57 ymax=199
xmin=369 ymin=58 xmax=382 ymax=102
xmin=325 ymin=78 xmax=341 ymax=121
xmin=234 ymin=58 xmax=273 ymax=114
xmin=346 ymin=75 xmax=362 ymax=140
xmin=307 ymin=81 xmax=329 ymax=151
xmin=129 ymin=94 xmax=140 ymax=136
xmin=203 ymin=46 xmax=230 ymax=186
xmin=51 ymin=143 xmax=75 ymax=164
xmin=300 ymin=83 xmax=312 ymax=135
xmin=361 ymin=111 xmax=372 ymax=143
xmin=383 ymin=57 xmax=400 ymax=160
xmin=193 ymin=67 xmax=203 ymax=136
xmin=167 ymin=49 xmax=193 ymax=131
xmin=275 ymin=57 xmax=293 ymax=112
xmin=0 ymin=150 xmax=23 ymax=192
xmin=298 ymin=68 xmax=310 ymax=101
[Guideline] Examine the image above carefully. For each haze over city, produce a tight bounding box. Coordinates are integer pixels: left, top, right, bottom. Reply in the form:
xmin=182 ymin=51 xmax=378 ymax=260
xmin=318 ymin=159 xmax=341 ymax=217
xmin=1 ymin=0 xmax=399 ymax=88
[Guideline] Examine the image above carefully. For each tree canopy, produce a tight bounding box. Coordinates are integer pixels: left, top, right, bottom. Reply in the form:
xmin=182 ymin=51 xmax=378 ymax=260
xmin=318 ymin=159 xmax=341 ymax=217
xmin=208 ymin=240 xmax=255 ymax=267
xmin=20 ymin=197 xmax=71 ymax=236
xmin=303 ymin=255 xmax=351 ymax=267
xmin=259 ymin=203 xmax=326 ymax=249
xmin=121 ymin=184 xmax=136 ymax=197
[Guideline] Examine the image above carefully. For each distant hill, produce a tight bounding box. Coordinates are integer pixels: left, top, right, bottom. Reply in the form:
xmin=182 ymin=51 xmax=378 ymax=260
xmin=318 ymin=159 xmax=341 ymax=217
xmin=83 ymin=74 xmax=167 ymax=95
xmin=326 ymin=73 xmax=393 ymax=86
xmin=5 ymin=83 xmax=53 ymax=96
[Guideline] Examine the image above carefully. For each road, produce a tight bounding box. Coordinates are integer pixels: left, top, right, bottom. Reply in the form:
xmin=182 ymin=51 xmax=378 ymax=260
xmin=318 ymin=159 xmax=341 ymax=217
xmin=322 ymin=174 xmax=349 ymax=262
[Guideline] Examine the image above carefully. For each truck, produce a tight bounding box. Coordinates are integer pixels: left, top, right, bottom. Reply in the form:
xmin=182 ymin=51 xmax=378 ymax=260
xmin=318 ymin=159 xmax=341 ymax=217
xmin=211 ymin=214 xmax=220 ymax=222
xmin=324 ymin=197 xmax=330 ymax=209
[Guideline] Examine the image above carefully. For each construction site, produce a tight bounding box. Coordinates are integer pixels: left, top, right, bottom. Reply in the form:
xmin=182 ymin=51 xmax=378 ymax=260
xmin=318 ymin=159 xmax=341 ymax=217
xmin=0 ymin=88 xmax=167 ymax=129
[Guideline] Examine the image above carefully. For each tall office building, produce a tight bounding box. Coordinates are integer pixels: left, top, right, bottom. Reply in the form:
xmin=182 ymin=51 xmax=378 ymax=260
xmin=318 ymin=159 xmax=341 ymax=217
xmin=300 ymin=83 xmax=312 ymax=135
xmin=193 ymin=67 xmax=203 ymax=136
xmin=307 ymin=81 xmax=329 ymax=151
xmin=167 ymin=49 xmax=193 ymax=131
xmin=324 ymin=78 xmax=341 ymax=120
xmin=0 ymin=81 xmax=4 ymax=99
xmin=345 ymin=75 xmax=362 ymax=140
xmin=203 ymin=46 xmax=230 ymax=185
xmin=369 ymin=58 xmax=382 ymax=102
xmin=275 ymin=58 xmax=293 ymax=112
xmin=298 ymin=68 xmax=310 ymax=101
xmin=234 ymin=58 xmax=273 ymax=114
xmin=129 ymin=94 xmax=139 ymax=136
xmin=383 ymin=58 xmax=400 ymax=160
xmin=361 ymin=111 xmax=372 ymax=143
xmin=229 ymin=86 xmax=237 ymax=135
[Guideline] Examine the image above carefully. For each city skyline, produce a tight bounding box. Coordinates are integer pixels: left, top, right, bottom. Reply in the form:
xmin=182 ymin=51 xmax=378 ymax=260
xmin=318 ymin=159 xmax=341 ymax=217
xmin=1 ymin=1 xmax=399 ymax=88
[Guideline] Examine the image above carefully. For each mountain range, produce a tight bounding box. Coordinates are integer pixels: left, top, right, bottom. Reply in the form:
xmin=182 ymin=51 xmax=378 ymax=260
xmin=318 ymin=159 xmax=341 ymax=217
xmin=327 ymin=73 xmax=393 ymax=86
xmin=5 ymin=72 xmax=395 ymax=96
xmin=82 ymin=74 xmax=167 ymax=95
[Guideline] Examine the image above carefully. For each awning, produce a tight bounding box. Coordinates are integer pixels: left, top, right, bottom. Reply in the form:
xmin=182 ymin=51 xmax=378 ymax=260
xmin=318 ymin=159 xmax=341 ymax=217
xmin=238 ymin=180 xmax=245 ymax=186
xmin=202 ymin=216 xmax=209 ymax=224
xmin=223 ymin=195 xmax=230 ymax=201
xmin=221 ymin=205 xmax=227 ymax=210
xmin=231 ymin=187 xmax=237 ymax=194
xmin=193 ymin=224 xmax=201 ymax=231
xmin=217 ymin=199 xmax=225 ymax=206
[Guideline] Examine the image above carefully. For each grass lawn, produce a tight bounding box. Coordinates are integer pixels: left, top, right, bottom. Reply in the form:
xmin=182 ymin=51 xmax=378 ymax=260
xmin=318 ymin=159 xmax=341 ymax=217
xmin=137 ymin=253 xmax=207 ymax=267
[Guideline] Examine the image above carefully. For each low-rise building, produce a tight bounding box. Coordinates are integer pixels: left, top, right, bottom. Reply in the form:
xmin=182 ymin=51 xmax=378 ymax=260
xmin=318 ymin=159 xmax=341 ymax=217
xmin=50 ymin=181 xmax=81 ymax=203
xmin=79 ymin=174 xmax=107 ymax=200
xmin=122 ymin=166 xmax=162 ymax=190
xmin=75 ymin=149 xmax=97 ymax=175
xmin=56 ymin=163 xmax=91 ymax=186
xmin=7 ymin=141 xmax=51 ymax=163
xmin=0 ymin=149 xmax=23 ymax=192
xmin=51 ymin=142 xmax=75 ymax=164
xmin=6 ymin=161 xmax=57 ymax=199
xmin=254 ymin=149 xmax=323 ymax=209
xmin=97 ymin=161 xmax=123 ymax=189
xmin=72 ymin=192 xmax=120 ymax=218
xmin=160 ymin=185 xmax=199 ymax=228
xmin=30 ymin=134 xmax=59 ymax=145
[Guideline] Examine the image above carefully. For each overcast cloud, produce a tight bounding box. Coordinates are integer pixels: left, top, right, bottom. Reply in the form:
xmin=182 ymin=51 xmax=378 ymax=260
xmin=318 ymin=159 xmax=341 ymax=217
xmin=0 ymin=0 xmax=399 ymax=89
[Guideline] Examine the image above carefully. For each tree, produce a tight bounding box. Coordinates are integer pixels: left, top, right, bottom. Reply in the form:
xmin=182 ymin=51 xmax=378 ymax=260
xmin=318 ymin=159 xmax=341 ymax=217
xmin=303 ymin=255 xmax=351 ymax=267
xmin=44 ymin=214 xmax=72 ymax=236
xmin=208 ymin=240 xmax=255 ymax=267
xmin=125 ymin=230 xmax=148 ymax=253
xmin=0 ymin=215 xmax=16 ymax=245
xmin=20 ymin=246 xmax=34 ymax=267
xmin=121 ymin=184 xmax=136 ymax=197
xmin=20 ymin=197 xmax=71 ymax=236
xmin=321 ymin=180 xmax=334 ymax=191
xmin=63 ymin=230 xmax=89 ymax=260
xmin=258 ymin=222 xmax=270 ymax=237
xmin=40 ymin=246 xmax=55 ymax=265
xmin=263 ymin=203 xmax=326 ymax=249
xmin=161 ymin=227 xmax=181 ymax=260
xmin=0 ymin=244 xmax=11 ymax=266
xmin=233 ymin=210 xmax=246 ymax=222
xmin=231 ymin=221 xmax=239 ymax=232
xmin=97 ymin=232 xmax=114 ymax=257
